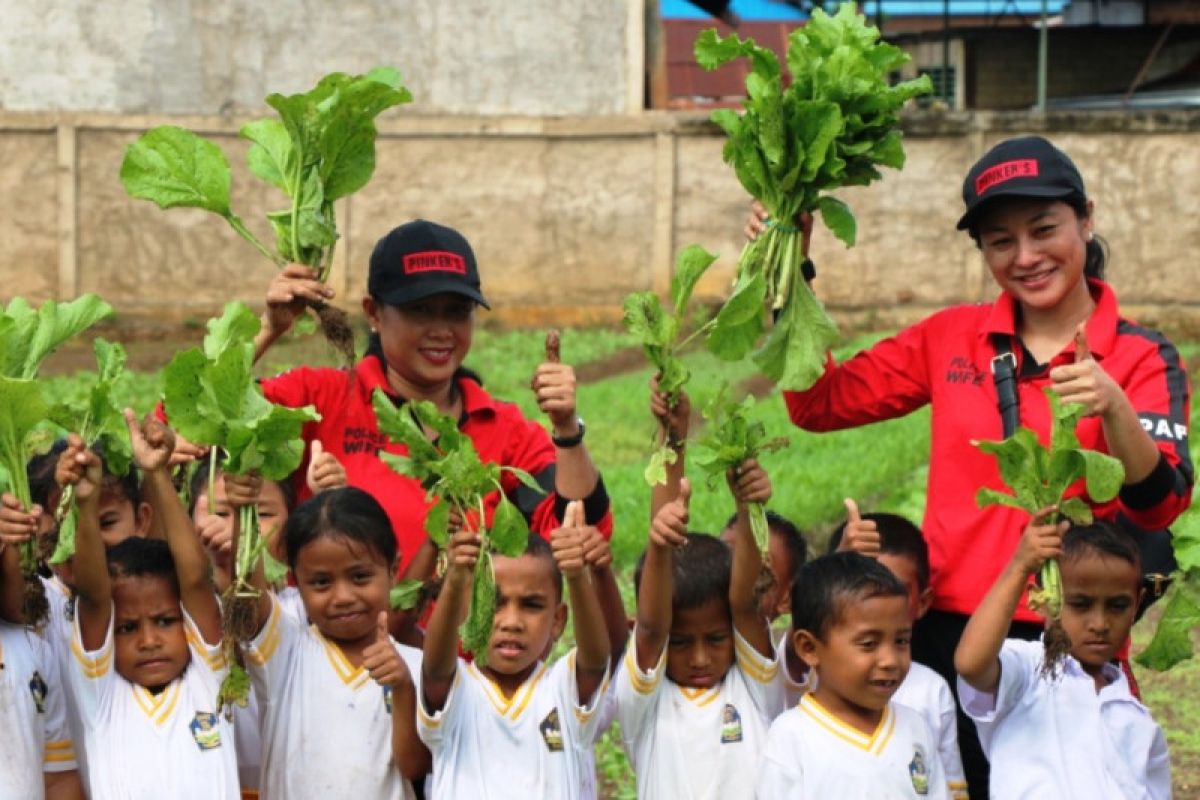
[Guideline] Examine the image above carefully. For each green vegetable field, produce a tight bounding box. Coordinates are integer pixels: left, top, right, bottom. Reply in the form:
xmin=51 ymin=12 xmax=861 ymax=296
xmin=40 ymin=325 xmax=1200 ymax=798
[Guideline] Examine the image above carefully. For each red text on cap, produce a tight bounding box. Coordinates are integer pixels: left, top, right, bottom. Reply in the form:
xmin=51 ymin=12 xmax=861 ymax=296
xmin=975 ymin=159 xmax=1039 ymax=196
xmin=403 ymin=251 xmax=467 ymax=275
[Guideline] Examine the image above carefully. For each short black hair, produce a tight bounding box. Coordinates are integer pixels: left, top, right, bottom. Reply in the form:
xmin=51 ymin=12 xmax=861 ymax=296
xmin=828 ymin=512 xmax=929 ymax=590
xmin=107 ymin=537 xmax=179 ymax=594
xmin=791 ymin=552 xmax=907 ymax=641
xmin=635 ymin=532 xmax=731 ymax=614
xmin=28 ymin=438 xmax=141 ymax=510
xmin=512 ymin=532 xmax=563 ymax=600
xmin=1062 ymin=520 xmax=1140 ymax=573
xmin=723 ymin=510 xmax=808 ymax=575
xmin=284 ymin=487 xmax=397 ymax=569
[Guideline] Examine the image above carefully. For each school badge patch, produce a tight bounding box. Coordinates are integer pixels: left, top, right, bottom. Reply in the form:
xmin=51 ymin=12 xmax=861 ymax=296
xmin=539 ymin=708 xmax=564 ymax=752
xmin=908 ymin=744 xmax=930 ymax=796
xmin=28 ymin=670 xmax=47 ymax=714
xmin=190 ymin=711 xmax=222 ymax=751
xmin=383 ymin=685 xmax=393 ymax=714
xmin=720 ymin=703 xmax=743 ymax=744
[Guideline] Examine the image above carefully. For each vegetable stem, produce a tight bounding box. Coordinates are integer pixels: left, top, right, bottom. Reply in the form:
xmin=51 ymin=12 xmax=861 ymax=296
xmin=226 ymin=215 xmax=285 ymax=267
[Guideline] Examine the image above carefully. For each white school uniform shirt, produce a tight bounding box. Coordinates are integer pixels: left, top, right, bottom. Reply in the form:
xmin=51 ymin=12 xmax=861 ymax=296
xmin=40 ymin=575 xmax=92 ymax=780
xmin=958 ymin=638 xmax=1170 ymax=800
xmin=893 ymin=661 xmax=967 ymax=800
xmin=66 ymin=603 xmax=239 ymax=800
xmin=245 ymin=593 xmax=421 ymax=800
xmin=0 ymin=623 xmax=77 ymax=799
xmin=418 ymin=651 xmax=610 ymax=800
xmin=757 ymin=694 xmax=949 ymax=799
xmin=616 ymin=627 xmax=785 ymax=800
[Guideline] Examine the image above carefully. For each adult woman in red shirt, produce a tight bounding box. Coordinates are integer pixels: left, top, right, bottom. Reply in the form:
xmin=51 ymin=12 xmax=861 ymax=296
xmin=758 ymin=136 xmax=1192 ymax=797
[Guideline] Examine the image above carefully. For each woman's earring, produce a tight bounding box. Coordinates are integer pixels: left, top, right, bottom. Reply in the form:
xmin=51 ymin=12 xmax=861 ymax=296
xmin=1086 ymin=231 xmax=1094 ymax=242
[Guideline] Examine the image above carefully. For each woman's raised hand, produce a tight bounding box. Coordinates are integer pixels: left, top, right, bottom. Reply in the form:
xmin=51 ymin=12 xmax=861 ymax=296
xmin=532 ymin=330 xmax=579 ymax=433
xmin=265 ymin=264 xmax=335 ymax=338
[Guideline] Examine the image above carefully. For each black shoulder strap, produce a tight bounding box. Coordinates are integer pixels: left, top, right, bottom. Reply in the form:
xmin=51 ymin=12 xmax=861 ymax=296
xmin=990 ymin=334 xmax=1020 ymax=439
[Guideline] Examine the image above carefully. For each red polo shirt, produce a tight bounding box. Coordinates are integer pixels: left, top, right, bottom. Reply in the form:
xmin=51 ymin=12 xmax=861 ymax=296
xmin=260 ymin=357 xmax=612 ymax=573
xmin=784 ymin=280 xmax=1192 ymax=621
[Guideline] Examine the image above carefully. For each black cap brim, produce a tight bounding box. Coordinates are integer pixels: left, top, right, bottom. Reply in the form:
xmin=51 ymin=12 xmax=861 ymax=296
xmin=956 ymin=185 xmax=1078 ymax=231
xmin=376 ymin=280 xmax=491 ymax=310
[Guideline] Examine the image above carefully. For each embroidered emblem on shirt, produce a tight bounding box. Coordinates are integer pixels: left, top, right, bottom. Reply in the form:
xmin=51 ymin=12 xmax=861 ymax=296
xmin=909 ymin=744 xmax=930 ymax=796
xmin=720 ymin=703 xmax=743 ymax=744
xmin=539 ymin=708 xmax=564 ymax=752
xmin=28 ymin=670 xmax=47 ymax=713
xmin=383 ymin=684 xmax=393 ymax=714
xmin=65 ymin=595 xmax=76 ymax=623
xmin=190 ymin=711 xmax=222 ymax=751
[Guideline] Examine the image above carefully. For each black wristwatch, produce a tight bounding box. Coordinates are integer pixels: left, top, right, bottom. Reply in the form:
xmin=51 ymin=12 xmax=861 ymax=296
xmin=552 ymin=418 xmax=586 ymax=448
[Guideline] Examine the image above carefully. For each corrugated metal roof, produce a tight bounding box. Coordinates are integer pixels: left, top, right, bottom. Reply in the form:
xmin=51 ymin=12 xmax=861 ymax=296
xmin=660 ymin=0 xmax=1069 ymax=21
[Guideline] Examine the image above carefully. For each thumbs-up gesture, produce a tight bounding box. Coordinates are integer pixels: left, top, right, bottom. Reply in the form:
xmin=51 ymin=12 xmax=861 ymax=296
xmin=531 ymin=330 xmax=579 ymax=433
xmin=363 ymin=611 xmax=411 ymax=688
xmin=650 ymin=478 xmax=690 ymax=549
xmin=551 ymin=501 xmax=587 ymax=578
xmin=306 ymin=440 xmax=348 ymax=494
xmin=1048 ymin=322 xmax=1122 ymax=419
xmin=837 ymin=498 xmax=881 ymax=557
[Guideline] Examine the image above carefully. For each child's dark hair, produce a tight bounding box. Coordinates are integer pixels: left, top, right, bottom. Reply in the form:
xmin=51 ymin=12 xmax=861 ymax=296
xmin=106 ymin=538 xmax=179 ymax=594
xmin=635 ymin=532 xmax=731 ymax=613
xmin=1062 ymin=520 xmax=1140 ymax=573
xmin=186 ymin=457 xmax=298 ymax=516
xmin=29 ymin=439 xmax=142 ymax=509
xmin=723 ymin=510 xmax=807 ymax=573
xmin=284 ymin=487 xmax=397 ymax=569
xmin=828 ymin=512 xmax=929 ymax=590
xmin=514 ymin=533 xmax=563 ymax=600
xmin=791 ymin=552 xmax=906 ymax=640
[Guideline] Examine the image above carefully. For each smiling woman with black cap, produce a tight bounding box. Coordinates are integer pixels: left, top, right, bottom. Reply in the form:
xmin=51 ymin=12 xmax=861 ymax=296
xmin=251 ymin=219 xmax=611 ymax=584
xmin=755 ymin=136 xmax=1193 ymax=798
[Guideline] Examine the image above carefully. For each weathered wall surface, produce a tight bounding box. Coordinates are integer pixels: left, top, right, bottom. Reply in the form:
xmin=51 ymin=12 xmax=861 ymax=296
xmin=0 ymin=0 xmax=633 ymax=116
xmin=3 ymin=109 xmax=1199 ymax=334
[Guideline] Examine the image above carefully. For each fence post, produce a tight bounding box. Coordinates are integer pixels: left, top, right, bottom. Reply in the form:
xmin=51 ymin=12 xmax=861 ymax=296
xmin=56 ymin=122 xmax=78 ymax=300
xmin=651 ymin=130 xmax=675 ymax=296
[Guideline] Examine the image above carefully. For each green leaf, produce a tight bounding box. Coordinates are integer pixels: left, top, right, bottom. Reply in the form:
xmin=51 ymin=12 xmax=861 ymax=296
xmin=49 ymin=506 xmax=77 ymax=564
xmin=7 ymin=295 xmax=113 ymax=380
xmin=752 ymin=276 xmax=839 ymax=391
xmin=644 ymin=446 xmax=678 ymax=487
xmin=707 ymin=272 xmax=766 ymax=361
xmin=262 ymin=551 xmax=289 ymax=586
xmin=670 ymin=245 xmax=718 ymax=319
xmin=461 ymin=550 xmax=496 ymax=664
xmin=975 ymin=487 xmax=1033 ymax=513
xmin=816 ymin=196 xmax=857 ymax=247
xmin=1078 ymin=449 xmax=1124 ymax=503
xmin=203 ymin=303 xmax=261 ymax=362
xmin=1058 ymin=497 xmax=1093 ymax=525
xmin=425 ymin=500 xmax=451 ymax=548
xmin=1135 ymin=579 xmax=1200 ymax=671
xmin=241 ymin=118 xmax=297 ymax=194
xmin=502 ymin=466 xmax=546 ymax=496
xmin=490 ymin=496 xmax=529 ymax=558
xmin=1174 ymin=523 xmax=1200 ymax=573
xmin=0 ymin=376 xmax=49 ymax=508
xmin=390 ymin=579 xmax=424 ymax=611
xmin=120 ymin=126 xmax=234 ymax=216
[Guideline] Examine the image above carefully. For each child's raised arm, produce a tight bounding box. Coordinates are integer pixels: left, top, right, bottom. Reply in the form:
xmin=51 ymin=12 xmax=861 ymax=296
xmin=421 ymin=527 xmax=481 ymax=714
xmin=649 ymin=377 xmax=691 ymax=520
xmin=727 ymin=459 xmax=774 ymax=659
xmin=955 ymin=507 xmax=1065 ymax=694
xmin=552 ymin=501 xmax=610 ymax=702
xmin=635 ymin=479 xmax=689 ymax=672
xmin=580 ymin=523 xmax=628 ymax=670
xmin=0 ymin=493 xmax=40 ymax=623
xmin=67 ymin=437 xmax=111 ymax=652
xmin=125 ymin=410 xmax=220 ymax=645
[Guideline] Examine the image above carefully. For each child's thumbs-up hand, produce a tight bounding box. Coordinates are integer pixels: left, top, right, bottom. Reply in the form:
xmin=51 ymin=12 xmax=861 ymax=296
xmin=306 ymin=440 xmax=348 ymax=494
xmin=551 ymin=501 xmax=586 ymax=578
xmin=363 ymin=611 xmax=411 ymax=688
xmin=531 ymin=330 xmax=579 ymax=433
xmin=837 ymin=498 xmax=881 ymax=557
xmin=1049 ymin=321 xmax=1122 ymax=419
xmin=650 ymin=478 xmax=690 ymax=549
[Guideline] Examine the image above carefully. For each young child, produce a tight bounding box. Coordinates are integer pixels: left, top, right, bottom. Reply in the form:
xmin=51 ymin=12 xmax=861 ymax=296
xmin=617 ymin=461 xmax=784 ymax=800
xmin=418 ymin=501 xmax=611 ymax=799
xmin=0 ymin=621 xmax=83 ymax=799
xmin=240 ymin=485 xmax=425 ymax=800
xmin=831 ymin=503 xmax=968 ymax=798
xmin=954 ymin=512 xmax=1170 ymax=798
xmin=65 ymin=412 xmax=238 ymax=798
xmin=758 ymin=551 xmax=948 ymax=799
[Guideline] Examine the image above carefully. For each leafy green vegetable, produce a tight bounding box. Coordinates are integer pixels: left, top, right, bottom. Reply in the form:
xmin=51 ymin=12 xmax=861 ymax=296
xmin=622 ymin=245 xmax=724 ymax=485
xmin=372 ymin=391 xmax=542 ymax=664
xmin=121 ymin=68 xmax=412 ymax=360
xmin=691 ymin=384 xmax=789 ymax=559
xmin=390 ymin=579 xmax=425 ymax=612
xmin=46 ymin=339 xmax=134 ymax=564
xmin=162 ymin=302 xmax=318 ymax=707
xmin=975 ymin=389 xmax=1124 ymax=675
xmin=1135 ymin=514 xmax=1200 ymax=671
xmin=0 ymin=295 xmax=113 ymax=628
xmin=695 ymin=4 xmax=932 ymax=389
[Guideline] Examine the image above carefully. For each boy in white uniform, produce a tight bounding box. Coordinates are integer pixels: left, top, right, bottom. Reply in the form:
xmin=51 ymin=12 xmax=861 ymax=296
xmin=757 ymin=551 xmax=948 ymax=799
xmin=955 ymin=514 xmax=1170 ymax=799
xmin=831 ymin=506 xmax=968 ymax=797
xmin=617 ymin=463 xmax=784 ymax=800
xmin=419 ymin=501 xmax=611 ymax=800
xmin=0 ymin=622 xmax=82 ymax=799
xmin=64 ymin=414 xmax=239 ymax=799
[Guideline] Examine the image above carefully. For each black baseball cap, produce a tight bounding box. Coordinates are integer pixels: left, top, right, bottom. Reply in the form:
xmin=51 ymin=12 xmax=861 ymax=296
xmin=368 ymin=219 xmax=490 ymax=309
xmin=956 ymin=136 xmax=1087 ymax=231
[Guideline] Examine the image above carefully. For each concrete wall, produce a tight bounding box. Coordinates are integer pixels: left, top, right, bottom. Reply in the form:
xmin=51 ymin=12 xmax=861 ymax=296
xmin=0 ymin=0 xmax=636 ymax=116
xmin=3 ymin=108 xmax=1200 ymax=335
